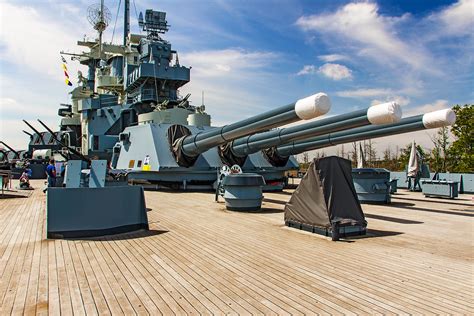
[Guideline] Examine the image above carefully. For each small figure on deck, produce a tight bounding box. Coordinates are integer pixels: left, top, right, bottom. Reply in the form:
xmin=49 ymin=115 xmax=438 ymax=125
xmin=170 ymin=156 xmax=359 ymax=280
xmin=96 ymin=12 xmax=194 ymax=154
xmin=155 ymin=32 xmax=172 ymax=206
xmin=19 ymin=169 xmax=31 ymax=189
xmin=43 ymin=159 xmax=56 ymax=193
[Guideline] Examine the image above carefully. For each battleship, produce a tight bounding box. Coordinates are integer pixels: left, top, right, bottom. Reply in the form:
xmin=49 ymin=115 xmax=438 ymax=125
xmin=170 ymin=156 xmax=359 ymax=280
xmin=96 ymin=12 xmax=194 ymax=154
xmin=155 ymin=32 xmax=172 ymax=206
xmin=0 ymin=0 xmax=458 ymax=192
xmin=0 ymin=0 xmax=473 ymax=314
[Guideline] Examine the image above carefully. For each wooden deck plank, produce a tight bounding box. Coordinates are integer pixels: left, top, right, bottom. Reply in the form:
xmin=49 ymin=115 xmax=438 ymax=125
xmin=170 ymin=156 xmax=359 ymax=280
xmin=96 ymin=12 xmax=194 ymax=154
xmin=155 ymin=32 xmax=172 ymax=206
xmin=11 ymin=200 xmax=42 ymax=315
xmin=0 ymin=197 xmax=37 ymax=314
xmin=148 ymin=193 xmax=472 ymax=313
xmin=102 ymin=237 xmax=184 ymax=315
xmin=81 ymin=242 xmax=127 ymax=314
xmin=155 ymin=209 xmax=402 ymax=315
xmin=87 ymin=242 xmax=139 ymax=314
xmin=129 ymin=235 xmax=251 ymax=315
xmin=99 ymin=240 xmax=165 ymax=315
xmin=153 ymin=230 xmax=344 ymax=315
xmin=169 ymin=195 xmax=470 ymax=294
xmin=109 ymin=237 xmax=199 ymax=314
xmin=23 ymin=201 xmax=44 ymax=316
xmin=0 ymin=180 xmax=472 ymax=315
xmin=135 ymin=229 xmax=277 ymax=315
xmin=60 ymin=240 xmax=86 ymax=315
xmin=64 ymin=241 xmax=98 ymax=316
xmin=74 ymin=242 xmax=111 ymax=315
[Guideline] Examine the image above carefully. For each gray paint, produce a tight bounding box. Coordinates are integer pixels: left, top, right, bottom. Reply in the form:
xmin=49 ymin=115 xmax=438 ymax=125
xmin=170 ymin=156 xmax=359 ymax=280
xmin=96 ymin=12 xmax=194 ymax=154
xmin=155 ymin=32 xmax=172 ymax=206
xmin=352 ymin=168 xmax=391 ymax=203
xmin=181 ymin=103 xmax=299 ymax=157
xmin=231 ymin=109 xmax=368 ymax=157
xmin=89 ymin=160 xmax=107 ymax=188
xmin=46 ymin=186 xmax=148 ymax=236
xmin=65 ymin=161 xmax=83 ymax=188
xmin=277 ymin=115 xmax=424 ymax=157
xmin=114 ymin=123 xmax=298 ymax=186
xmin=421 ymin=180 xmax=459 ymax=199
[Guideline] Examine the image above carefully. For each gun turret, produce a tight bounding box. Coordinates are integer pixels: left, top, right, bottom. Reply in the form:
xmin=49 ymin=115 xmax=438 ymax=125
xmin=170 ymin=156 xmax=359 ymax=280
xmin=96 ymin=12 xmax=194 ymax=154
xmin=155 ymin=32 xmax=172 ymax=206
xmin=220 ymin=101 xmax=401 ymax=166
xmin=170 ymin=93 xmax=331 ymax=166
xmin=268 ymin=109 xmax=456 ymax=163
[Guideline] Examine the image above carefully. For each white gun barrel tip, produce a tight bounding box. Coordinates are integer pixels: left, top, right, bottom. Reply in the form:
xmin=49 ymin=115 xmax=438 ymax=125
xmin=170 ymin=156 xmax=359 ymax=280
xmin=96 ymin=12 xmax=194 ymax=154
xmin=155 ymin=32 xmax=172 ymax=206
xmin=295 ymin=92 xmax=331 ymax=120
xmin=422 ymin=108 xmax=456 ymax=129
xmin=367 ymin=101 xmax=402 ymax=125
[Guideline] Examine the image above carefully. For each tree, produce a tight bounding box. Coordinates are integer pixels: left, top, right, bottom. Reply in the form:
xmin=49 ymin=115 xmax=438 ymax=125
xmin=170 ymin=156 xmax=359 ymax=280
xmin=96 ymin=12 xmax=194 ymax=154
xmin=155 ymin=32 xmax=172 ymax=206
xmin=349 ymin=142 xmax=358 ymax=167
xmin=383 ymin=146 xmax=392 ymax=161
xmin=364 ymin=140 xmax=377 ymax=167
xmin=430 ymin=127 xmax=450 ymax=172
xmin=302 ymin=152 xmax=309 ymax=164
xmin=447 ymin=104 xmax=473 ymax=173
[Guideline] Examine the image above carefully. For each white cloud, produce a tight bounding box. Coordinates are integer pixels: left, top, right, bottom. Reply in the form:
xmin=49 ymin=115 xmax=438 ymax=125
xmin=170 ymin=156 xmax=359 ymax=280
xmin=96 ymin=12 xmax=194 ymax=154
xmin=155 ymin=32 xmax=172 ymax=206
xmin=0 ymin=2 xmax=88 ymax=80
xmin=296 ymin=2 xmax=433 ymax=72
xmin=180 ymin=49 xmax=277 ymax=78
xmin=405 ymin=99 xmax=450 ymax=116
xmin=318 ymin=54 xmax=348 ymax=62
xmin=178 ymin=48 xmax=291 ymax=124
xmin=296 ymin=65 xmax=317 ymax=75
xmin=297 ymin=63 xmax=352 ymax=80
xmin=429 ymin=0 xmax=474 ymax=37
xmin=318 ymin=63 xmax=352 ymax=80
xmin=336 ymin=88 xmax=393 ymax=98
xmin=371 ymin=95 xmax=411 ymax=107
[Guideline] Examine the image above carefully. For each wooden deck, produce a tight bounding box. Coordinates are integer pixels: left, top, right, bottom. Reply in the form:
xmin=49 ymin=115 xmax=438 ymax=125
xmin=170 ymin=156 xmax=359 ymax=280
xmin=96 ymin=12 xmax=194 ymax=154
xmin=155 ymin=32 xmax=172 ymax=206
xmin=1 ymin=180 xmax=473 ymax=315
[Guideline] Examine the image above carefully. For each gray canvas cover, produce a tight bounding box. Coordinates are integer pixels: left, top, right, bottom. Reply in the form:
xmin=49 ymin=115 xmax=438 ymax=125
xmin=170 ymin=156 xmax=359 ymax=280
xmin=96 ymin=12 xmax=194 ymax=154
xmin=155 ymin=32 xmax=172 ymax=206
xmin=285 ymin=156 xmax=366 ymax=228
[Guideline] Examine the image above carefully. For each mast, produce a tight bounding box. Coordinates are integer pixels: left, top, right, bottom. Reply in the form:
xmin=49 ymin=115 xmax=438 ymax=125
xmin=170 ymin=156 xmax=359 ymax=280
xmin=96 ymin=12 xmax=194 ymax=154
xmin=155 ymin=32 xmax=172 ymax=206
xmin=98 ymin=0 xmax=104 ymax=58
xmin=124 ymin=0 xmax=130 ymax=46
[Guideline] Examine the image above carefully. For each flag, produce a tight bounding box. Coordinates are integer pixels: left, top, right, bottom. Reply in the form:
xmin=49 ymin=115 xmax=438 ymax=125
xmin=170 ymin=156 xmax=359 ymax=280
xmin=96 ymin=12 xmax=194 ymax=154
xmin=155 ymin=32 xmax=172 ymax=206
xmin=61 ymin=55 xmax=72 ymax=87
xmin=357 ymin=142 xmax=365 ymax=168
xmin=407 ymin=141 xmax=419 ymax=177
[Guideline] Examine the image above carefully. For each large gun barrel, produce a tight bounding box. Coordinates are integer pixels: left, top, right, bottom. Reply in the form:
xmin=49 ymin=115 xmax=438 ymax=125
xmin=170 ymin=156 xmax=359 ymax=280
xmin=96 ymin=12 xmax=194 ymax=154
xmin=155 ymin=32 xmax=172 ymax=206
xmin=0 ymin=141 xmax=20 ymax=158
xmin=37 ymin=119 xmax=90 ymax=163
xmin=23 ymin=130 xmax=33 ymax=138
xmin=226 ymin=101 xmax=401 ymax=161
xmin=23 ymin=120 xmax=45 ymax=144
xmin=172 ymin=93 xmax=331 ymax=166
xmin=274 ymin=109 xmax=456 ymax=159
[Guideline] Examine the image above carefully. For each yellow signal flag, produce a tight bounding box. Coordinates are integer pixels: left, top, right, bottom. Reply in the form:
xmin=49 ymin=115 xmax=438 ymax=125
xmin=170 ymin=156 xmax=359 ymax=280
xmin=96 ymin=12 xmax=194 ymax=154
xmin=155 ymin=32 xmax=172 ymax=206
xmin=65 ymin=78 xmax=73 ymax=86
xmin=62 ymin=63 xmax=68 ymax=71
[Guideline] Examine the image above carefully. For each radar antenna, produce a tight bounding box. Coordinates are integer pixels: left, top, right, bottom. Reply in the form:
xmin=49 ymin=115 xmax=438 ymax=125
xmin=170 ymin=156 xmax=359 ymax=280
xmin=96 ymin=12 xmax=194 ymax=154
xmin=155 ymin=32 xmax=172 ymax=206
xmin=87 ymin=0 xmax=111 ymax=58
xmin=138 ymin=9 xmax=169 ymax=40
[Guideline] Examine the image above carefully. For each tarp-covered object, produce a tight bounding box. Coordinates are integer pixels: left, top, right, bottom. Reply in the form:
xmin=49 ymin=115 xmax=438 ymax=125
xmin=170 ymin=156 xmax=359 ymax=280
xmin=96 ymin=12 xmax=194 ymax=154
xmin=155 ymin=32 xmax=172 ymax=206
xmin=407 ymin=141 xmax=419 ymax=177
xmin=285 ymin=156 xmax=366 ymax=231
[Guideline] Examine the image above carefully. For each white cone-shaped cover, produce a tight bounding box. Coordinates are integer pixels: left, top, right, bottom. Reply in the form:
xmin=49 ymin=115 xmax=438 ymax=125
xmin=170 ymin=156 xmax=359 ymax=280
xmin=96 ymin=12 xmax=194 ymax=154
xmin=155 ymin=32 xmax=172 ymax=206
xmin=422 ymin=108 xmax=456 ymax=129
xmin=407 ymin=141 xmax=419 ymax=177
xmin=295 ymin=92 xmax=331 ymax=120
xmin=357 ymin=142 xmax=365 ymax=168
xmin=367 ymin=101 xmax=402 ymax=125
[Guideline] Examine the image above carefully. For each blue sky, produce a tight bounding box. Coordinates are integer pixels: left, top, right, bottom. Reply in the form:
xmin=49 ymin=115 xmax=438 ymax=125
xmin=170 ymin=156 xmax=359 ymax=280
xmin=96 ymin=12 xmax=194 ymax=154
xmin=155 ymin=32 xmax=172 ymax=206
xmin=0 ymin=0 xmax=473 ymax=157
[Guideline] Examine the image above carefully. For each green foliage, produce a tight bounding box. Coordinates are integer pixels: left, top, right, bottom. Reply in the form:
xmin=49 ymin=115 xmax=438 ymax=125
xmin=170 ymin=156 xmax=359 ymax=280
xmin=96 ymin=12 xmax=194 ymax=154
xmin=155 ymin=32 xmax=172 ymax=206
xmin=429 ymin=127 xmax=450 ymax=172
xmin=447 ymin=104 xmax=473 ymax=172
